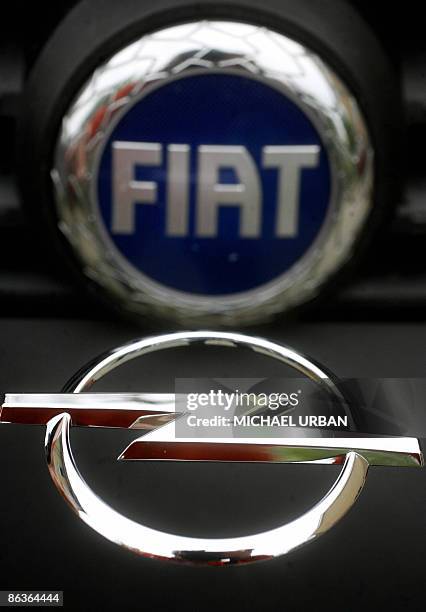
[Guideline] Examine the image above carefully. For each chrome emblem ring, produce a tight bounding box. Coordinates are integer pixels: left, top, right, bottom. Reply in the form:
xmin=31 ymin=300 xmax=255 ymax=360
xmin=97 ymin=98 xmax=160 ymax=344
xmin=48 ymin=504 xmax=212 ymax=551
xmin=52 ymin=21 xmax=374 ymax=326
xmin=38 ymin=332 xmax=421 ymax=565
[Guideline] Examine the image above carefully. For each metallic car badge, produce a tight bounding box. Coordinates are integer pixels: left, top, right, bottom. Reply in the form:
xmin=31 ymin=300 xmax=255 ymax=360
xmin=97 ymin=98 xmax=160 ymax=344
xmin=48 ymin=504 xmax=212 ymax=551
xmin=1 ymin=332 xmax=422 ymax=564
xmin=52 ymin=21 xmax=374 ymax=325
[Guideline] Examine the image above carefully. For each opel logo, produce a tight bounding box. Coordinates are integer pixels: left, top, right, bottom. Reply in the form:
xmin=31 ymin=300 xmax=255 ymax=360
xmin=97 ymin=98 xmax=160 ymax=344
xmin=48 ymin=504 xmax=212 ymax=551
xmin=1 ymin=332 xmax=421 ymax=565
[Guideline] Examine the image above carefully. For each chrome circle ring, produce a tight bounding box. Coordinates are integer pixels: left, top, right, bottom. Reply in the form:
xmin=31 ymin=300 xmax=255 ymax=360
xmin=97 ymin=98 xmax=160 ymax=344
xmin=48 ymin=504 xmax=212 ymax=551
xmin=45 ymin=331 xmax=368 ymax=564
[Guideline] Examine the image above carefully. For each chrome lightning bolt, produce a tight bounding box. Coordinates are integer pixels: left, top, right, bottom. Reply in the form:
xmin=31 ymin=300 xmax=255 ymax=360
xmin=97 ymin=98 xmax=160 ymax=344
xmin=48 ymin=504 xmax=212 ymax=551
xmin=1 ymin=392 xmax=421 ymax=467
xmin=0 ymin=392 xmax=179 ymax=430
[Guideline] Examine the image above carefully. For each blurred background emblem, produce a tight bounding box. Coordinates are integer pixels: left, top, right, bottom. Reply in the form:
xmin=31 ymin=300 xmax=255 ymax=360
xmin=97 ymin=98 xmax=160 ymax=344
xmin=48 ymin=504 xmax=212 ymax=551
xmin=53 ymin=21 xmax=374 ymax=325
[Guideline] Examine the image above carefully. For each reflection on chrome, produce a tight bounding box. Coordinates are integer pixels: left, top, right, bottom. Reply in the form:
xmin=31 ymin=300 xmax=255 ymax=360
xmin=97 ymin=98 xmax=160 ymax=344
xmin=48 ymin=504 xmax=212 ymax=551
xmin=1 ymin=332 xmax=421 ymax=563
xmin=46 ymin=412 xmax=369 ymax=565
xmin=38 ymin=331 xmax=423 ymax=564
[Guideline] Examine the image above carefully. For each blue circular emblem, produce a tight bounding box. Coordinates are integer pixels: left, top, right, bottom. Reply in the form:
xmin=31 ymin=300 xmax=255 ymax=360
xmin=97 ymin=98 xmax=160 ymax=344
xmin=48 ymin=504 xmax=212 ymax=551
xmin=97 ymin=73 xmax=331 ymax=295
